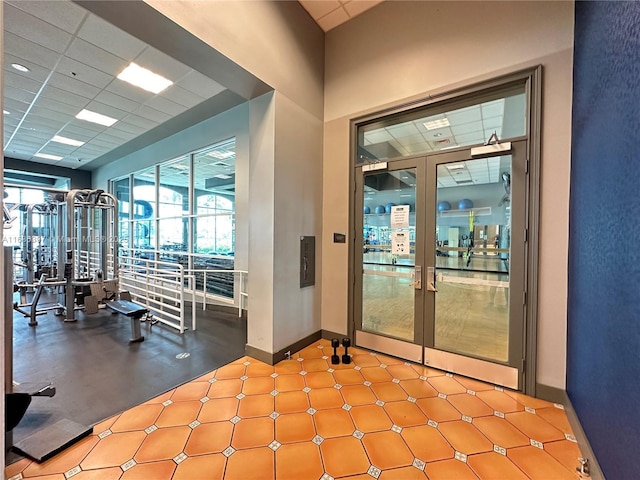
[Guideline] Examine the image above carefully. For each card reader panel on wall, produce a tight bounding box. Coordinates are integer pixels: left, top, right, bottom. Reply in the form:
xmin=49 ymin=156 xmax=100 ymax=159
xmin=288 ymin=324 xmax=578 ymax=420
xmin=300 ymin=236 xmax=315 ymax=288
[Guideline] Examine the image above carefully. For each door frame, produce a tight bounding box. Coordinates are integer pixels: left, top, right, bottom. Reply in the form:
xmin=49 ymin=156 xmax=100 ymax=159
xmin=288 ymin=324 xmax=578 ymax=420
xmin=347 ymin=66 xmax=542 ymax=395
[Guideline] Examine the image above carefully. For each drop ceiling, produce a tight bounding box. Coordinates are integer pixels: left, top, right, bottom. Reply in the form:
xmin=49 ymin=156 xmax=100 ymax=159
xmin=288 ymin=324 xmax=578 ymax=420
xmin=3 ymin=0 xmax=227 ymax=171
xmin=298 ymin=0 xmax=383 ymax=31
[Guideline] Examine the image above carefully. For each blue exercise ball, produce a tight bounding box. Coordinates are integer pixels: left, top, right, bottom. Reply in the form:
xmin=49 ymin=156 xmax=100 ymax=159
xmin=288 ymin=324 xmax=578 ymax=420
xmin=364 ymin=205 xmax=371 ymax=215
xmin=458 ymin=198 xmax=474 ymax=209
xmin=374 ymin=205 xmax=386 ymax=214
xmin=385 ymin=203 xmax=396 ymax=214
xmin=437 ymin=201 xmax=451 ymax=212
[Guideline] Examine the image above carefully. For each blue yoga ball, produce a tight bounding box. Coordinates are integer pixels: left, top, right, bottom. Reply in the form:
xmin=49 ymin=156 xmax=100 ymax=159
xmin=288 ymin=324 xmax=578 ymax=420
xmin=385 ymin=203 xmax=396 ymax=214
xmin=437 ymin=201 xmax=451 ymax=212
xmin=458 ymin=198 xmax=474 ymax=209
xmin=374 ymin=205 xmax=386 ymax=214
xmin=364 ymin=206 xmax=371 ymax=215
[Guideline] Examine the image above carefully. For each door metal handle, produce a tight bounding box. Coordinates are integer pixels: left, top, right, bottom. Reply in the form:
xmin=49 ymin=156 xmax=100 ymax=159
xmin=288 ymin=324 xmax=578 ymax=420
xmin=427 ymin=266 xmax=438 ymax=292
xmin=411 ymin=266 xmax=422 ymax=289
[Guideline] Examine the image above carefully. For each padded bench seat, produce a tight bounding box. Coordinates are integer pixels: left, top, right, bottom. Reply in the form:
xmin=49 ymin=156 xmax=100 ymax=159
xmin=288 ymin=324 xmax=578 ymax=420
xmin=106 ymin=300 xmax=148 ymax=343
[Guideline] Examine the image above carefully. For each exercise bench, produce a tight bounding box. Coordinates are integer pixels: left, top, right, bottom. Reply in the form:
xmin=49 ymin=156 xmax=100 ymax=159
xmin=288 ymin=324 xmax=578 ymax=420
xmin=106 ymin=300 xmax=148 ymax=343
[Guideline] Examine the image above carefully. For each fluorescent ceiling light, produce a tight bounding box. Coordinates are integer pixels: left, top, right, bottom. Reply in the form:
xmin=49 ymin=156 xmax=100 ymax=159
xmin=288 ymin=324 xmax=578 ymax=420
xmin=52 ymin=135 xmax=85 ymax=147
xmin=34 ymin=153 xmax=63 ymax=161
xmin=11 ymin=63 xmax=29 ymax=72
xmin=76 ymin=109 xmax=117 ymax=127
xmin=423 ymin=118 xmax=450 ymax=130
xmin=208 ymin=151 xmax=235 ymax=159
xmin=117 ymin=62 xmax=173 ymax=94
xmin=3 ymin=110 xmax=9 ymax=115
xmin=447 ymin=164 xmax=466 ymax=170
xmin=213 ymin=174 xmax=232 ymax=179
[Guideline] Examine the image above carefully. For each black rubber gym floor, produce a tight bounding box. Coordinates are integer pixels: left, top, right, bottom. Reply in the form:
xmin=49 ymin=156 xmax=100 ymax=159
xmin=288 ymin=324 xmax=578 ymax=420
xmin=7 ymin=296 xmax=247 ymax=463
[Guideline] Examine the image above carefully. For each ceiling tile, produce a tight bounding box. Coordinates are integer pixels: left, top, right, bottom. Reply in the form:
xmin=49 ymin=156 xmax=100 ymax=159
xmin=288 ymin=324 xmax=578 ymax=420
xmin=55 ymin=56 xmax=114 ymax=89
xmin=4 ymin=3 xmax=72 ymax=54
xmin=3 ymin=98 xmax=30 ymax=115
xmin=40 ymin=85 xmax=92 ymax=109
xmin=66 ymin=37 xmax=129 ymax=77
xmin=48 ymin=72 xmax=101 ymax=99
xmin=94 ymin=90 xmax=140 ymax=113
xmin=317 ymin=6 xmax=349 ymax=31
xmin=176 ymin=71 xmax=225 ymax=98
xmin=121 ymin=114 xmax=160 ymax=131
xmin=106 ymin=80 xmax=155 ymax=104
xmin=5 ymin=54 xmax=53 ymax=83
xmin=387 ymin=123 xmax=421 ymax=138
xmin=6 ymin=0 xmax=87 ymax=34
xmin=134 ymin=46 xmax=192 ymax=83
xmin=4 ymin=32 xmax=62 ymax=70
xmin=162 ymin=85 xmax=205 ymax=109
xmin=299 ymin=1 xmax=341 ymax=19
xmin=60 ymin=124 xmax=102 ymax=141
xmin=343 ymin=0 xmax=383 ymax=18
xmin=29 ymin=106 xmax=74 ymax=124
xmin=454 ymin=132 xmax=484 ymax=145
xmin=34 ymin=97 xmax=83 ymax=117
xmin=481 ymin=100 xmax=505 ymax=118
xmin=451 ymin=122 xmax=483 ymax=136
xmin=4 ymin=71 xmax=43 ymax=95
xmin=446 ymin=107 xmax=482 ymax=126
xmin=111 ymin=121 xmax=148 ymax=136
xmin=133 ymin=105 xmax=171 ymax=124
xmin=144 ymin=96 xmax=188 ymax=117
xmin=84 ymin=100 xmax=129 ymax=121
xmin=77 ymin=13 xmax=146 ymax=61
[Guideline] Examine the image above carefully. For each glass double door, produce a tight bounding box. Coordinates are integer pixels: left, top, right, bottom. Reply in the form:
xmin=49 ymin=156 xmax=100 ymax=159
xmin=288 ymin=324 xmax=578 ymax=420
xmin=354 ymin=141 xmax=526 ymax=389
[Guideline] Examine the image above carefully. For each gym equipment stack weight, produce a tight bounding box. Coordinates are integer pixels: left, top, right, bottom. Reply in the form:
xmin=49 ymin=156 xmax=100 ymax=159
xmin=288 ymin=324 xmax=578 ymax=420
xmin=341 ymin=338 xmax=351 ymax=364
xmin=331 ymin=338 xmax=340 ymax=365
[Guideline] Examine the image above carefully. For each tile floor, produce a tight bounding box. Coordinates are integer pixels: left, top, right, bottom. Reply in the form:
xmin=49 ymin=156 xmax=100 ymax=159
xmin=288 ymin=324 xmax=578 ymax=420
xmin=5 ymin=340 xmax=586 ymax=480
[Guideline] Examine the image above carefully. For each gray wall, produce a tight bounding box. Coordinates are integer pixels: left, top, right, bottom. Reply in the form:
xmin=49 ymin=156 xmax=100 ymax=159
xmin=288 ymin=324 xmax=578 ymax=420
xmin=5 ymin=157 xmax=91 ymax=189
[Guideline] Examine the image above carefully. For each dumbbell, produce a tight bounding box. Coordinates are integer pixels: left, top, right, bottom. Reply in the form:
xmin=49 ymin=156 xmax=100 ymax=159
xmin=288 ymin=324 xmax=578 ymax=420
xmin=331 ymin=338 xmax=340 ymax=365
xmin=341 ymin=338 xmax=351 ymax=364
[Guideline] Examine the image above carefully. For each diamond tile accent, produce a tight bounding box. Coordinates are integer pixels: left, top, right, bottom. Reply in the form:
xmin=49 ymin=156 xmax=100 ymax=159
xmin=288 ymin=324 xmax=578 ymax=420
xmin=494 ymin=386 xmax=504 ymax=391
xmin=446 ymin=373 xmax=453 ymax=378
xmin=354 ymin=365 xmax=362 ymax=371
xmin=530 ymin=439 xmax=544 ymax=449
xmin=98 ymin=429 xmax=112 ymax=439
xmin=380 ymin=364 xmax=387 ymax=368
xmin=412 ymin=458 xmax=426 ymax=471
xmin=364 ymin=381 xmax=372 ymax=387
xmin=375 ymin=400 xmax=385 ymax=407
xmin=240 ymin=375 xmax=248 ymax=380
xmin=493 ymin=445 xmax=507 ymax=456
xmin=230 ymin=415 xmax=242 ymax=424
xmin=408 ymin=396 xmax=417 ymax=403
xmin=307 ymin=407 xmax=317 ymax=415
xmin=391 ymin=425 xmax=403 ymax=434
xmin=269 ymin=440 xmax=282 ymax=451
xmin=162 ymin=399 xmax=173 ymax=406
xmin=298 ymin=358 xmax=304 ymax=362
xmin=144 ymin=424 xmax=158 ymax=434
xmin=467 ymin=389 xmax=476 ymax=396
xmin=8 ymin=475 xmax=23 ymax=480
xmin=270 ymin=373 xmax=279 ymax=378
xmin=236 ymin=393 xmax=246 ymax=400
xmin=419 ymin=375 xmax=427 ymax=381
xmin=334 ymin=384 xmax=342 ymax=390
xmin=188 ymin=420 xmax=201 ymax=429
xmin=270 ymin=390 xmax=280 ymax=396
xmin=208 ymin=378 xmax=217 ymax=384
xmin=200 ymin=396 xmax=210 ymax=403
xmin=494 ymin=410 xmax=505 ymax=418
xmin=64 ymin=466 xmax=81 ymax=479
xmin=121 ymin=459 xmax=137 ymax=471
xmin=303 ymin=387 xmax=312 ymax=393
xmin=243 ymin=361 xmax=251 ymax=366
xmin=300 ymin=370 xmax=308 ymax=376
xmin=321 ymin=473 xmax=334 ymax=480
xmin=525 ymin=406 xmax=536 ymax=414
xmin=554 ymin=403 xmax=565 ymax=410
xmin=454 ymin=451 xmax=468 ymax=463
xmin=565 ymin=433 xmax=577 ymax=442
xmin=342 ymin=403 xmax=352 ymax=411
xmin=312 ymin=435 xmax=325 ymax=445
xmin=173 ymin=452 xmax=188 ymax=464
xmin=353 ymin=429 xmax=365 ymax=439
xmin=428 ymin=419 xmax=438 ymax=428
xmin=392 ymin=378 xmax=400 ymax=384
xmin=438 ymin=393 xmax=447 ymax=399
xmin=367 ymin=465 xmax=382 ymax=478
xmin=462 ymin=415 xmax=473 ymax=423
xmin=322 ymin=356 xmax=329 ymax=360
xmin=222 ymin=446 xmax=236 ymax=457
xmin=327 ymin=368 xmax=335 ymax=373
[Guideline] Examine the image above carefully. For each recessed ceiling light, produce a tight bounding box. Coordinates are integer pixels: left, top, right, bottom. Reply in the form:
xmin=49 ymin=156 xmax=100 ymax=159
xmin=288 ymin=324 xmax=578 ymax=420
xmin=117 ymin=62 xmax=173 ymax=94
xmin=434 ymin=133 xmax=443 ymax=137
xmin=11 ymin=63 xmax=29 ymax=72
xmin=447 ymin=164 xmax=466 ymax=170
xmin=34 ymin=153 xmax=63 ymax=161
xmin=3 ymin=110 xmax=9 ymax=115
xmin=51 ymin=135 xmax=85 ymax=147
xmin=423 ymin=118 xmax=450 ymax=130
xmin=76 ymin=109 xmax=117 ymax=127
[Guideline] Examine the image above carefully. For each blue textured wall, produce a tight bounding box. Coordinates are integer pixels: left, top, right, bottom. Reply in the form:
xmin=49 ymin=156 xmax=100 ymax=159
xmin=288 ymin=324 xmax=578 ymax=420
xmin=569 ymin=2 xmax=640 ymax=478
